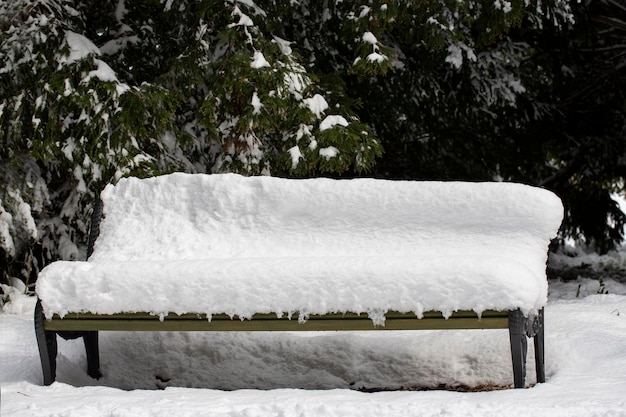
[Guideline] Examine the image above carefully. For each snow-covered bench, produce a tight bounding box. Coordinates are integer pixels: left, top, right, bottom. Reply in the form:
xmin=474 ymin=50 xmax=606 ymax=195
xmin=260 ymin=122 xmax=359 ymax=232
xmin=34 ymin=173 xmax=563 ymax=388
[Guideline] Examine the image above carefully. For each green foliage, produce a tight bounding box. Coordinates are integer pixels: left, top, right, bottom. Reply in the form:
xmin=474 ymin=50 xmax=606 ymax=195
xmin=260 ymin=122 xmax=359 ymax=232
xmin=499 ymin=0 xmax=626 ymax=253
xmin=0 ymin=0 xmax=578 ymax=285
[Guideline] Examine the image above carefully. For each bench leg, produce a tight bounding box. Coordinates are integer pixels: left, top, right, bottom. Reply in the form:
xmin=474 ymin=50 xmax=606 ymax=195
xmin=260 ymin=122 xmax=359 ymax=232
xmin=35 ymin=300 xmax=102 ymax=383
xmin=56 ymin=330 xmax=103 ymax=380
xmin=533 ymin=308 xmax=546 ymax=383
xmin=34 ymin=300 xmax=57 ymax=385
xmin=508 ymin=310 xmax=527 ymax=388
xmin=82 ymin=331 xmax=103 ymax=379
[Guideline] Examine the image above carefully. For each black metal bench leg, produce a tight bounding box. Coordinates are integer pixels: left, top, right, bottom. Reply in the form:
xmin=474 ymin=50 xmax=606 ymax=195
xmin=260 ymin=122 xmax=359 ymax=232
xmin=34 ymin=300 xmax=58 ymax=385
xmin=509 ymin=309 xmax=527 ymax=388
xmin=534 ymin=308 xmax=546 ymax=383
xmin=58 ymin=330 xmax=103 ymax=380
xmin=83 ymin=331 xmax=103 ymax=379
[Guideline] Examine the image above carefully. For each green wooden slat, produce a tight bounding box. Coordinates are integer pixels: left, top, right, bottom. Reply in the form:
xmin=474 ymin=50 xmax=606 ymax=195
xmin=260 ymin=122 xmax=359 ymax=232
xmin=49 ymin=310 xmax=508 ymax=321
xmin=43 ymin=310 xmax=509 ymax=332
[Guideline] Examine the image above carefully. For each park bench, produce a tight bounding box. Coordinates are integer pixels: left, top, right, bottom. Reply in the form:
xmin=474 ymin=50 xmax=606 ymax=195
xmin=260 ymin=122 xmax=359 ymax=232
xmin=35 ymin=173 xmax=563 ymax=388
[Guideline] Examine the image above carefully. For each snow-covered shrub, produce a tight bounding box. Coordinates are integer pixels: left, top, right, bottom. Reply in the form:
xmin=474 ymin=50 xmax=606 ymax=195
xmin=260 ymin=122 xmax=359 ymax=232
xmin=0 ymin=156 xmax=47 ymax=288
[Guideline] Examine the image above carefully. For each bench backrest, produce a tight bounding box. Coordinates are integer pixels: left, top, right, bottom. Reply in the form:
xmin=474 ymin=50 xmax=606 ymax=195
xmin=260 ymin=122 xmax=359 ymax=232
xmin=90 ymin=173 xmax=562 ymax=279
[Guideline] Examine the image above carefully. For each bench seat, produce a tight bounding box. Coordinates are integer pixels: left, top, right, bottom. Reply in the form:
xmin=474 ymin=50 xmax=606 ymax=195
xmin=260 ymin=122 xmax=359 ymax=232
xmin=37 ymin=255 xmax=543 ymax=322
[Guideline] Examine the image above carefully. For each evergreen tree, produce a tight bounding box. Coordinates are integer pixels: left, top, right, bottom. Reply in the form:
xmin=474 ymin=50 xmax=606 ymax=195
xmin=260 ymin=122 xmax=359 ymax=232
xmin=358 ymin=0 xmax=626 ymax=252
xmin=494 ymin=0 xmax=626 ymax=252
xmin=0 ymin=0 xmax=573 ymax=288
xmin=539 ymin=0 xmax=626 ymax=252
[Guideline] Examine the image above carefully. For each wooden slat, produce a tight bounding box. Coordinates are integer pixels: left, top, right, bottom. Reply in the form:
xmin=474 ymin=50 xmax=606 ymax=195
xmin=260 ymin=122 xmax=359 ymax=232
xmin=43 ymin=310 xmax=509 ymax=332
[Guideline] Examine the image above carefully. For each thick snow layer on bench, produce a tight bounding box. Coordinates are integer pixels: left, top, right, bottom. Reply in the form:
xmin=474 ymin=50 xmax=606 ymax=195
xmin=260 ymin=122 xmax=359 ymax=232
xmin=36 ymin=173 xmax=563 ymax=321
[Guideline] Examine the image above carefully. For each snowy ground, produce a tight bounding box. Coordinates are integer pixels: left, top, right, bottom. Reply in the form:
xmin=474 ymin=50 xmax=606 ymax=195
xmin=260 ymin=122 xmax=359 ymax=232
xmin=2 ymin=247 xmax=626 ymax=417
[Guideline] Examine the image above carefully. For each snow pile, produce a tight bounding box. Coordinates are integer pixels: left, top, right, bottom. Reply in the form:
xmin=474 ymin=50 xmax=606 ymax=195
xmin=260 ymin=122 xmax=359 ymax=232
xmin=3 ymin=282 xmax=626 ymax=414
xmin=36 ymin=173 xmax=563 ymax=320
